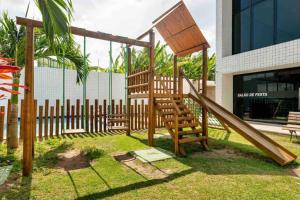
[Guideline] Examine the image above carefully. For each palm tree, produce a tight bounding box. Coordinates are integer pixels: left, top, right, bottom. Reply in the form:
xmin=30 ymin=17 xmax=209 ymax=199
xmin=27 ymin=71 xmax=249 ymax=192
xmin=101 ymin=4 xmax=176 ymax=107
xmin=0 ymin=0 xmax=87 ymax=148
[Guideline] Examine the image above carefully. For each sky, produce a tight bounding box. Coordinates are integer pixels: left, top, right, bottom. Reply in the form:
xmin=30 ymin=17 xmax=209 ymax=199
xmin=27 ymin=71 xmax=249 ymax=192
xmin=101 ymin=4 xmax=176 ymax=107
xmin=0 ymin=0 xmax=216 ymax=68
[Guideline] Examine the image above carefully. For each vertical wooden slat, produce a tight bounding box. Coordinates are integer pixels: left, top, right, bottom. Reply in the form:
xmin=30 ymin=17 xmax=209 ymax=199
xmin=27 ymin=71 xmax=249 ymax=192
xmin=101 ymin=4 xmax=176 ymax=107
xmin=0 ymin=107 xmax=5 ymax=143
xmin=111 ymin=99 xmax=115 ymax=127
xmin=141 ymin=100 xmax=145 ymax=129
xmin=33 ymin=100 xmax=37 ymax=140
xmin=90 ymin=105 xmax=94 ymax=133
xmin=85 ymin=99 xmax=89 ymax=132
xmin=61 ymin=106 xmax=64 ymax=133
xmin=116 ymin=105 xmax=119 ymax=127
xmin=66 ymin=99 xmax=70 ymax=129
xmin=95 ymin=99 xmax=99 ymax=133
xmin=50 ymin=106 xmax=54 ymax=138
xmin=103 ymin=100 xmax=107 ymax=132
xmin=99 ymin=105 xmax=103 ymax=132
xmin=38 ymin=106 xmax=43 ymax=141
xmin=71 ymin=105 xmax=75 ymax=129
xmin=76 ymin=99 xmax=80 ymax=129
xmin=55 ymin=100 xmax=60 ymax=137
xmin=81 ymin=105 xmax=84 ymax=129
xmin=130 ymin=105 xmax=134 ymax=130
xmin=134 ymin=100 xmax=137 ymax=130
xmin=138 ymin=104 xmax=141 ymax=130
xmin=120 ymin=100 xmax=123 ymax=128
xmin=44 ymin=100 xmax=49 ymax=138
xmin=145 ymin=105 xmax=148 ymax=129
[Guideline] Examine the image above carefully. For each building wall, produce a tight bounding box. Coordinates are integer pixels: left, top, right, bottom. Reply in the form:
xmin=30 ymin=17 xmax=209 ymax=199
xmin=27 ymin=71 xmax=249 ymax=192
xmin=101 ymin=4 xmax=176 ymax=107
xmin=216 ymin=0 xmax=300 ymax=112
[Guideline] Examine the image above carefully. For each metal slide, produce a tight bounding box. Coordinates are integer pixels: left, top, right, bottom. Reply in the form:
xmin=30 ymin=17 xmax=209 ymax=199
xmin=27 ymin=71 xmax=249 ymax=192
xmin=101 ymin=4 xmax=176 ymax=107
xmin=188 ymin=93 xmax=297 ymax=165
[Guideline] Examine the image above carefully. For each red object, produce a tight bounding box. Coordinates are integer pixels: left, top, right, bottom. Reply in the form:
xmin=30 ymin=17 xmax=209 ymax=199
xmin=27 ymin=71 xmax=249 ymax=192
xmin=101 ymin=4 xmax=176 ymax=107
xmin=0 ymin=83 xmax=28 ymax=89
xmin=0 ymin=87 xmax=21 ymax=95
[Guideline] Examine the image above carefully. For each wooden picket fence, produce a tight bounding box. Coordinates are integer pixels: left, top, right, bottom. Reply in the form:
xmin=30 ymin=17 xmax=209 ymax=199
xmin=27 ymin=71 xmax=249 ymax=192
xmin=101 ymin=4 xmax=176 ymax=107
xmin=0 ymin=99 xmax=164 ymax=142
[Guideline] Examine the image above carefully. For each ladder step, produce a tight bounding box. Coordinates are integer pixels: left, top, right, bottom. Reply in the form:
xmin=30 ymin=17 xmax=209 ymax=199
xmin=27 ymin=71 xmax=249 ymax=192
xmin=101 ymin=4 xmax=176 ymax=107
xmin=179 ymin=129 xmax=202 ymax=135
xmin=165 ymin=116 xmax=194 ymax=122
xmin=171 ymin=122 xmax=198 ymax=129
xmin=179 ymin=137 xmax=205 ymax=144
xmin=161 ymin=110 xmax=190 ymax=116
xmin=156 ymin=99 xmax=182 ymax=104
xmin=158 ymin=105 xmax=185 ymax=110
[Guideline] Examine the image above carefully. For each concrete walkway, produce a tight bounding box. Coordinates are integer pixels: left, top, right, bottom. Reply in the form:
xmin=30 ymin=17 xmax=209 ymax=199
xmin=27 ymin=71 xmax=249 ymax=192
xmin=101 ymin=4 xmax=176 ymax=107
xmin=247 ymin=121 xmax=290 ymax=135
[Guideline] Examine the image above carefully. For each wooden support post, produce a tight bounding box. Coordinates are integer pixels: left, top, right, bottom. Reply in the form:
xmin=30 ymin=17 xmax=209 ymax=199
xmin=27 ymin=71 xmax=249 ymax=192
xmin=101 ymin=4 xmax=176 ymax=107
xmin=55 ymin=100 xmax=60 ymax=137
xmin=126 ymin=47 xmax=131 ymax=135
xmin=23 ymin=24 xmax=34 ymax=176
xmin=178 ymin=66 xmax=183 ymax=98
xmin=202 ymin=48 xmax=208 ymax=144
xmin=148 ymin=29 xmax=155 ymax=146
xmin=173 ymin=55 xmax=178 ymax=94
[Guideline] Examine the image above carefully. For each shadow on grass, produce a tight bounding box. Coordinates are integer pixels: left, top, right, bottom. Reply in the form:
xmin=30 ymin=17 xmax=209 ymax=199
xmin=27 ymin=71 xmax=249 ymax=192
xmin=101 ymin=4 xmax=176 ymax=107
xmin=75 ymin=130 xmax=298 ymax=200
xmin=76 ymin=168 xmax=194 ymax=200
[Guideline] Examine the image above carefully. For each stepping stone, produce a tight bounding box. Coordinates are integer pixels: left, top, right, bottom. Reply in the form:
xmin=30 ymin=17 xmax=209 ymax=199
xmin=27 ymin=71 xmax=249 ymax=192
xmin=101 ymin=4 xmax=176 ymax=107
xmin=130 ymin=147 xmax=174 ymax=163
xmin=0 ymin=165 xmax=12 ymax=186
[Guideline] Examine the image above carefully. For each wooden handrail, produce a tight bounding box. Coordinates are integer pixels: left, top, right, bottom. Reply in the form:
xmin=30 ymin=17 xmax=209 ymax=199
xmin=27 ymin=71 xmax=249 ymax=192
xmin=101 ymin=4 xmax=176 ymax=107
xmin=156 ymin=76 xmax=181 ymax=115
xmin=128 ymin=69 xmax=149 ymax=79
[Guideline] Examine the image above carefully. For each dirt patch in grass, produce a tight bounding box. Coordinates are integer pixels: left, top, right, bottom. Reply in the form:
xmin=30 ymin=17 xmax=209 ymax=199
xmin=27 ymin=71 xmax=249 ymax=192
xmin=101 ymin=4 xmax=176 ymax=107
xmin=0 ymin=173 xmax=20 ymax=193
xmin=113 ymin=152 xmax=171 ymax=179
xmin=193 ymin=148 xmax=241 ymax=158
xmin=57 ymin=150 xmax=90 ymax=171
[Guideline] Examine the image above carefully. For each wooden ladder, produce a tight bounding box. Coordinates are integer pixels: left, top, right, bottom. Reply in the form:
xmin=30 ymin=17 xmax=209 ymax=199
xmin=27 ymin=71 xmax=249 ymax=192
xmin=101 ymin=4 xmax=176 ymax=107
xmin=154 ymin=76 xmax=207 ymax=155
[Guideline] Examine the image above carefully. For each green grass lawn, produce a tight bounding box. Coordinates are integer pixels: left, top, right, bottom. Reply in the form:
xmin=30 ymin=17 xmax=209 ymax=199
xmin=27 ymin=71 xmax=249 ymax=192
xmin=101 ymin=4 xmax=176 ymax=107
xmin=0 ymin=129 xmax=300 ymax=200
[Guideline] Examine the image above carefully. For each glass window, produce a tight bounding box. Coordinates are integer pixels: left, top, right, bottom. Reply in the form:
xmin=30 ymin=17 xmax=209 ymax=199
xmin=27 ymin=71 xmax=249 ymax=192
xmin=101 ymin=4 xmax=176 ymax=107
xmin=277 ymin=0 xmax=300 ymax=43
xmin=234 ymin=9 xmax=251 ymax=54
xmin=234 ymin=0 xmax=251 ymax=13
xmin=252 ymin=0 xmax=274 ymax=49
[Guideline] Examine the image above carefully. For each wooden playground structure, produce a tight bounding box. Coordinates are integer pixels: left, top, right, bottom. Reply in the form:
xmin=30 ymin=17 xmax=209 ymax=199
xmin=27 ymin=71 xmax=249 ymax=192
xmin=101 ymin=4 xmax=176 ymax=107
xmin=17 ymin=1 xmax=297 ymax=176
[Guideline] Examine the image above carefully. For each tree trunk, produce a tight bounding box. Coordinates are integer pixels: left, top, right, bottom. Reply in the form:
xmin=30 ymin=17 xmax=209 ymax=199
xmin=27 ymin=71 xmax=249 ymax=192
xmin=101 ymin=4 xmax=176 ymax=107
xmin=7 ymin=73 xmax=20 ymax=149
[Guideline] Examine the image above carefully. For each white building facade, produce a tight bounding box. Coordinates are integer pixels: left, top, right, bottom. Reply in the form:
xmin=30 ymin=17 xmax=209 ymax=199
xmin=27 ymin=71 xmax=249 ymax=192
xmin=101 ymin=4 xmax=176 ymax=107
xmin=216 ymin=0 xmax=300 ymax=123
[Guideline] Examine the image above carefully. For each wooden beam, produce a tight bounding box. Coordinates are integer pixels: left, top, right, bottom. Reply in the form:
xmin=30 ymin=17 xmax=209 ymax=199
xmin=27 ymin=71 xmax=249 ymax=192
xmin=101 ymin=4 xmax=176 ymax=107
xmin=202 ymin=48 xmax=208 ymax=142
xmin=148 ymin=29 xmax=155 ymax=146
xmin=16 ymin=17 xmax=150 ymax=48
xmin=127 ymin=47 xmax=132 ymax=136
xmin=152 ymin=1 xmax=183 ymax=24
xmin=23 ymin=24 xmax=34 ymax=176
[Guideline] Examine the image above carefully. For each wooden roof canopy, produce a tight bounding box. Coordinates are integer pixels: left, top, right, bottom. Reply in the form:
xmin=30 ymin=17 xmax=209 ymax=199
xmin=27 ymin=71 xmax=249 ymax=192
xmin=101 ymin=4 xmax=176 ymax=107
xmin=153 ymin=1 xmax=210 ymax=57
